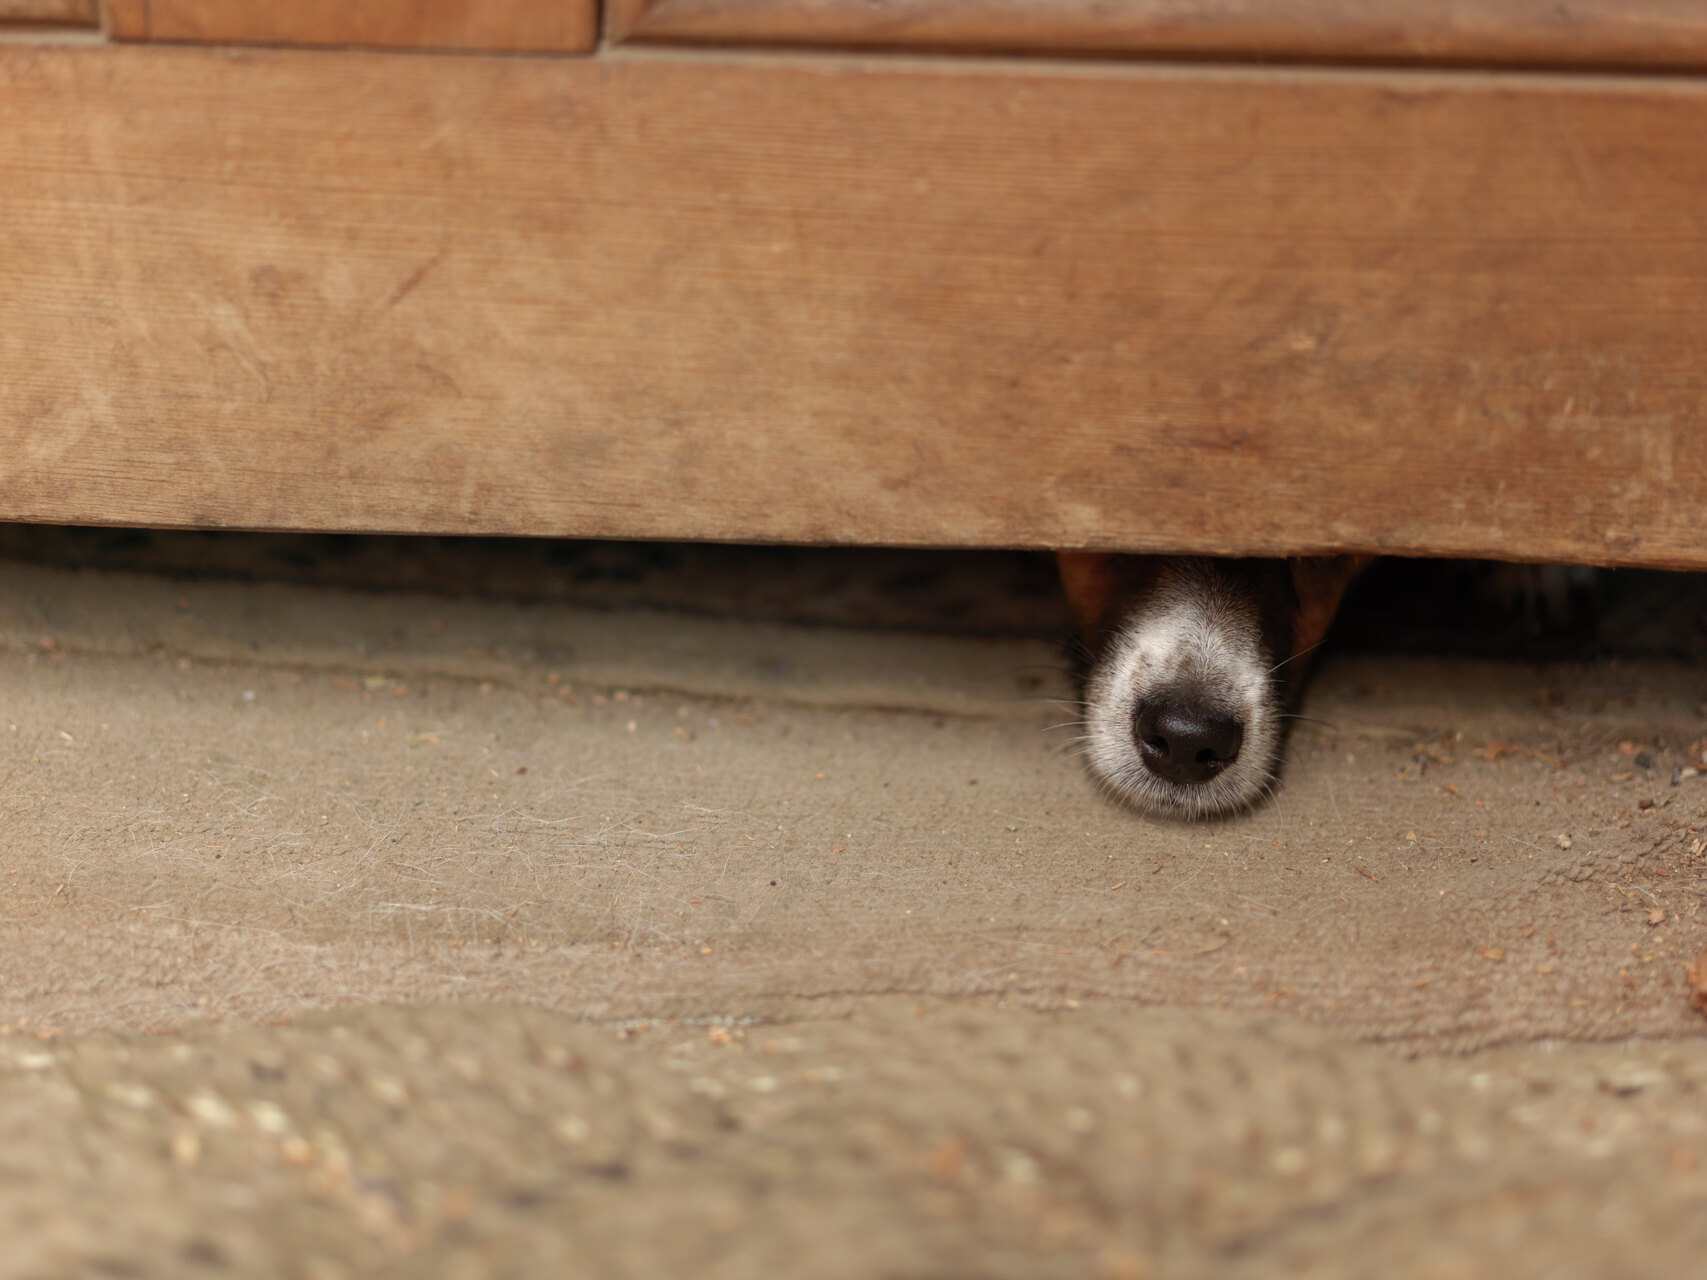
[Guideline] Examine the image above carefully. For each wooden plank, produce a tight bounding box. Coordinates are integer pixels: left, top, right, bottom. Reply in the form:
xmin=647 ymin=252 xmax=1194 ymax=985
xmin=101 ymin=0 xmax=144 ymax=38
xmin=5 ymin=45 xmax=1707 ymax=566
xmin=608 ymin=0 xmax=1707 ymax=71
xmin=108 ymin=0 xmax=597 ymax=53
xmin=0 ymin=0 xmax=95 ymax=23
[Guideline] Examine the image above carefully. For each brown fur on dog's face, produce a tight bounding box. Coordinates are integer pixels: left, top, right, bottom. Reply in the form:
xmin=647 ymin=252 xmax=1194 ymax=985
xmin=1060 ymin=553 xmax=1368 ymax=820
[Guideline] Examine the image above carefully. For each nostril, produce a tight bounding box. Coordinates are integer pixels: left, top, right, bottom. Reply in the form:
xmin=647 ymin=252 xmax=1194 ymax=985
xmin=1133 ymin=696 xmax=1244 ymax=785
xmin=1194 ymin=717 xmax=1244 ymax=767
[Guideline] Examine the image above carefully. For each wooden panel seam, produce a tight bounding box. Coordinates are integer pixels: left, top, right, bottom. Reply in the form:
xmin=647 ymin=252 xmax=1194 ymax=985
xmin=101 ymin=0 xmax=144 ymax=38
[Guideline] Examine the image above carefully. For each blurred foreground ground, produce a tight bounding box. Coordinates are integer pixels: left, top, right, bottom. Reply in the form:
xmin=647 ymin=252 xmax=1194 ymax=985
xmin=0 ymin=534 xmax=1701 ymax=1278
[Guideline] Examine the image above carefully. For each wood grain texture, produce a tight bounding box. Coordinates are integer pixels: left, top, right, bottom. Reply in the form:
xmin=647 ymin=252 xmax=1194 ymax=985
xmin=109 ymin=0 xmax=596 ymax=52
xmin=0 ymin=0 xmax=94 ymax=23
xmin=6 ymin=45 xmax=1707 ymax=565
xmin=608 ymin=0 xmax=1707 ymax=70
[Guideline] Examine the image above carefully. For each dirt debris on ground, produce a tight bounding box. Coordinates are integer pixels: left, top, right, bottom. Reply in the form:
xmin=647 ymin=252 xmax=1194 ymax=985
xmin=0 ymin=546 xmax=1699 ymax=1276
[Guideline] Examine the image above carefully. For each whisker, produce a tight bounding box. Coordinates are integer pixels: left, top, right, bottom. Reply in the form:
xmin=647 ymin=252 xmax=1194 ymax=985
xmin=1267 ymin=639 xmax=1327 ymax=677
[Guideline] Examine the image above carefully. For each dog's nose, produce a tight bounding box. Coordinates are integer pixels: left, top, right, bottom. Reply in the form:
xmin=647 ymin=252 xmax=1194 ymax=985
xmin=1133 ymin=697 xmax=1244 ymax=785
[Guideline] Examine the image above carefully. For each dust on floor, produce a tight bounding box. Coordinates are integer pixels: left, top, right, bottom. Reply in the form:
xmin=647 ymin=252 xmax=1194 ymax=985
xmin=0 ymin=548 xmax=1701 ymax=1278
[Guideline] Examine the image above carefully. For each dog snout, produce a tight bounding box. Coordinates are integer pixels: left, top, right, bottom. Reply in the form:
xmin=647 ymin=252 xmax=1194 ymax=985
xmin=1133 ymin=694 xmax=1244 ymax=786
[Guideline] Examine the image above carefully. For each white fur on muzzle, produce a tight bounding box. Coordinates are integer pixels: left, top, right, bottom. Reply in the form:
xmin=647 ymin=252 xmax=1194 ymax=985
xmin=1082 ymin=561 xmax=1279 ymax=820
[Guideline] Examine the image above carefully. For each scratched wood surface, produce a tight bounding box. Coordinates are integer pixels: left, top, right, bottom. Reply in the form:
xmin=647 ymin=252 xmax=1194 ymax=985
xmin=608 ymin=0 xmax=1707 ymax=70
xmin=5 ymin=45 xmax=1707 ymax=565
xmin=104 ymin=0 xmax=596 ymax=51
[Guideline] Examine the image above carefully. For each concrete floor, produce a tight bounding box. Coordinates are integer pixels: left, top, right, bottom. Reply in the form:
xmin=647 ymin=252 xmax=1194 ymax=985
xmin=0 ymin=539 xmax=1701 ymax=1278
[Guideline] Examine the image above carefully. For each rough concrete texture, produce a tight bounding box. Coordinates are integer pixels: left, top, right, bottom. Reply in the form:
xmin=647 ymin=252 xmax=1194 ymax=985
xmin=0 ymin=543 xmax=1701 ymax=1278
xmin=5 ymin=1002 xmax=1706 ymax=1280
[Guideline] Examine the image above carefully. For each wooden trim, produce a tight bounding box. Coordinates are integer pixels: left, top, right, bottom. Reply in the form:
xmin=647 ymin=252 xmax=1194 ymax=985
xmin=608 ymin=0 xmax=1707 ymax=71
xmin=7 ymin=46 xmax=1707 ymax=566
xmin=0 ymin=0 xmax=95 ymax=23
xmin=107 ymin=0 xmax=597 ymax=53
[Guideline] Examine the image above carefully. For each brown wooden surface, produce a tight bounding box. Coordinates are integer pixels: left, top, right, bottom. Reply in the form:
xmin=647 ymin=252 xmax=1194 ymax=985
xmin=0 ymin=0 xmax=94 ymax=23
xmin=106 ymin=0 xmax=597 ymax=52
xmin=609 ymin=0 xmax=1707 ymax=70
xmin=101 ymin=0 xmax=145 ymax=37
xmin=6 ymin=45 xmax=1707 ymax=565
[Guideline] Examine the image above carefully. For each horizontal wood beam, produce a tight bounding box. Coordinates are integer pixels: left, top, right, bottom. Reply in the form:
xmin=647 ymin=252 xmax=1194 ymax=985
xmin=103 ymin=0 xmax=597 ymax=53
xmin=5 ymin=45 xmax=1707 ymax=566
xmin=609 ymin=0 xmax=1707 ymax=72
xmin=0 ymin=0 xmax=95 ymax=24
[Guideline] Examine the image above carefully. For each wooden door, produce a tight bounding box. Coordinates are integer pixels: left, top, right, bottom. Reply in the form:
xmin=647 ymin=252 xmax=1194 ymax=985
xmin=2 ymin=2 xmax=1705 ymax=566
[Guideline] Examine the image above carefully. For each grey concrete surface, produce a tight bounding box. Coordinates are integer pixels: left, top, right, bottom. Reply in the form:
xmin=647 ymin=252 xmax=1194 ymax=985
xmin=0 ymin=549 xmax=1699 ymax=1277
xmin=2 ymin=1000 xmax=1705 ymax=1280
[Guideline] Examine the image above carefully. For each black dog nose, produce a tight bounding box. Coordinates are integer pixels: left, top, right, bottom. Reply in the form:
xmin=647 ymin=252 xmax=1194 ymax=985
xmin=1133 ymin=697 xmax=1244 ymax=785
